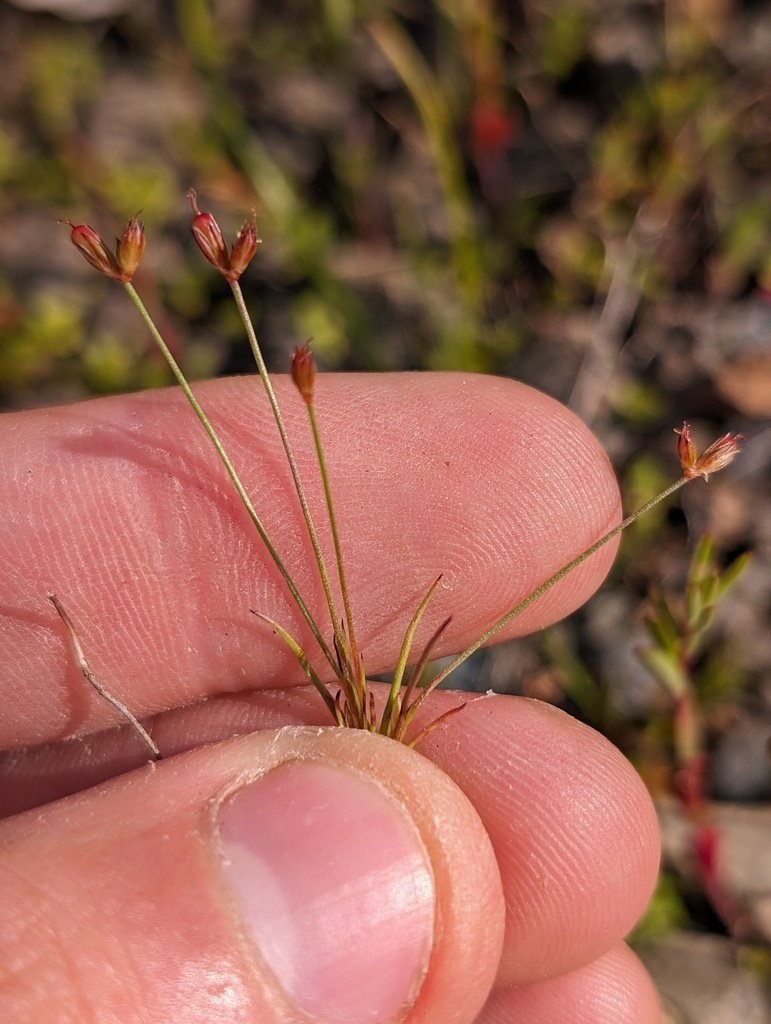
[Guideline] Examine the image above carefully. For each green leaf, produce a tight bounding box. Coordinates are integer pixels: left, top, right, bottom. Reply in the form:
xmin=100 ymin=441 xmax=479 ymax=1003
xmin=644 ymin=610 xmax=680 ymax=655
xmin=689 ymin=534 xmax=715 ymax=579
xmin=685 ymin=570 xmax=718 ymax=629
xmin=645 ymin=587 xmax=681 ymax=653
xmin=717 ymin=551 xmax=752 ymax=599
xmin=638 ymin=646 xmax=689 ymax=697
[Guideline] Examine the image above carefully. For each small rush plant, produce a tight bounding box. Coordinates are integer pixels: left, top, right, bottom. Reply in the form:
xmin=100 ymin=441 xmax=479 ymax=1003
xmin=54 ymin=198 xmax=744 ymax=758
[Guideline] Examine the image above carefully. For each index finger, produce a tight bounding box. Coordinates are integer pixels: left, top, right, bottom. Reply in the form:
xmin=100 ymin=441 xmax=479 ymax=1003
xmin=0 ymin=372 xmax=619 ymax=748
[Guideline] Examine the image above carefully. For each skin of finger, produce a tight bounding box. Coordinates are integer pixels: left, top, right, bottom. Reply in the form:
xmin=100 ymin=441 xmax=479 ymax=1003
xmin=0 ymin=373 xmax=620 ymax=747
xmin=475 ymin=944 xmax=661 ymax=1024
xmin=0 ymin=727 xmax=504 ymax=1024
xmin=417 ymin=695 xmax=662 ymax=986
xmin=0 ymin=686 xmax=661 ymax=996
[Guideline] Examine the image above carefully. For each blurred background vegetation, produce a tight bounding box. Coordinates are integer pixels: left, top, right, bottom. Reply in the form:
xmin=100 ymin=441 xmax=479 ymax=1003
xmin=1 ymin=0 xmax=770 ymax=976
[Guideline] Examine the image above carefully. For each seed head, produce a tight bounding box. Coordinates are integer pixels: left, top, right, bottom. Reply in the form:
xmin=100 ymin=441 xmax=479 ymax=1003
xmin=675 ymin=422 xmax=744 ymax=481
xmin=291 ymin=342 xmax=316 ymax=404
xmin=188 ymin=190 xmax=260 ymax=283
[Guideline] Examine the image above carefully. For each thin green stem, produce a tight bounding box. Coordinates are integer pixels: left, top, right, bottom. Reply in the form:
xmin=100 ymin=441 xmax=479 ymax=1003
xmin=229 ymin=281 xmax=348 ymax=665
xmin=380 ymin=576 xmax=442 ymax=736
xmin=250 ymin=611 xmax=341 ymax=722
xmin=392 ymin=615 xmax=452 ymax=743
xmin=429 ymin=476 xmax=690 ymax=689
xmin=122 ymin=282 xmax=338 ymax=676
xmin=306 ymin=401 xmax=360 ymax=672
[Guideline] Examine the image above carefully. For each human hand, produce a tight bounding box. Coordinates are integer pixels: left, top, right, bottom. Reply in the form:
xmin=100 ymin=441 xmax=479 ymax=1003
xmin=0 ymin=373 xmax=660 ymax=1023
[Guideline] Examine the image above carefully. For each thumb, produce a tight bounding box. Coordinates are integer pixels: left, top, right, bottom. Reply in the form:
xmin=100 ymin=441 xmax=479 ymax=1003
xmin=1 ymin=727 xmax=504 ymax=1024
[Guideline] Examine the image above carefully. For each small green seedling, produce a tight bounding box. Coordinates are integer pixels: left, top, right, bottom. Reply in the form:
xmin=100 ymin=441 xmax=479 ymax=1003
xmin=638 ymin=535 xmax=751 ymax=935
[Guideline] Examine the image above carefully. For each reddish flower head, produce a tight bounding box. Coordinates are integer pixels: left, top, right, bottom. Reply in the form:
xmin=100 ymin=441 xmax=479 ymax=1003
xmin=291 ymin=342 xmax=316 ymax=404
xmin=229 ymin=213 xmax=261 ymax=280
xmin=188 ymin=189 xmax=229 ymax=274
xmin=675 ymin=422 xmax=744 ymax=481
xmin=188 ymin=190 xmax=260 ymax=283
xmin=61 ymin=215 xmax=145 ymax=283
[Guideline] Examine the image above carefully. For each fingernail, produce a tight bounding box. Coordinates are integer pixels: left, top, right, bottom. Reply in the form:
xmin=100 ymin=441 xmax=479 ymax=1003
xmin=216 ymin=760 xmax=435 ymax=1023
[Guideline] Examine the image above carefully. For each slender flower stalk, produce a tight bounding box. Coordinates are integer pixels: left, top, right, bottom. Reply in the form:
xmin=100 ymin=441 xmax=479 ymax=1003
xmin=290 ymin=341 xmax=362 ymax=692
xmin=120 ymin=280 xmax=345 ymax=694
xmin=227 ymin=280 xmax=354 ymax=679
xmin=187 ymin=191 xmax=356 ymax=678
xmin=60 ymin=203 xmax=746 ymax=746
xmin=427 ymin=423 xmax=744 ymax=696
xmin=427 ymin=476 xmax=690 ymax=692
